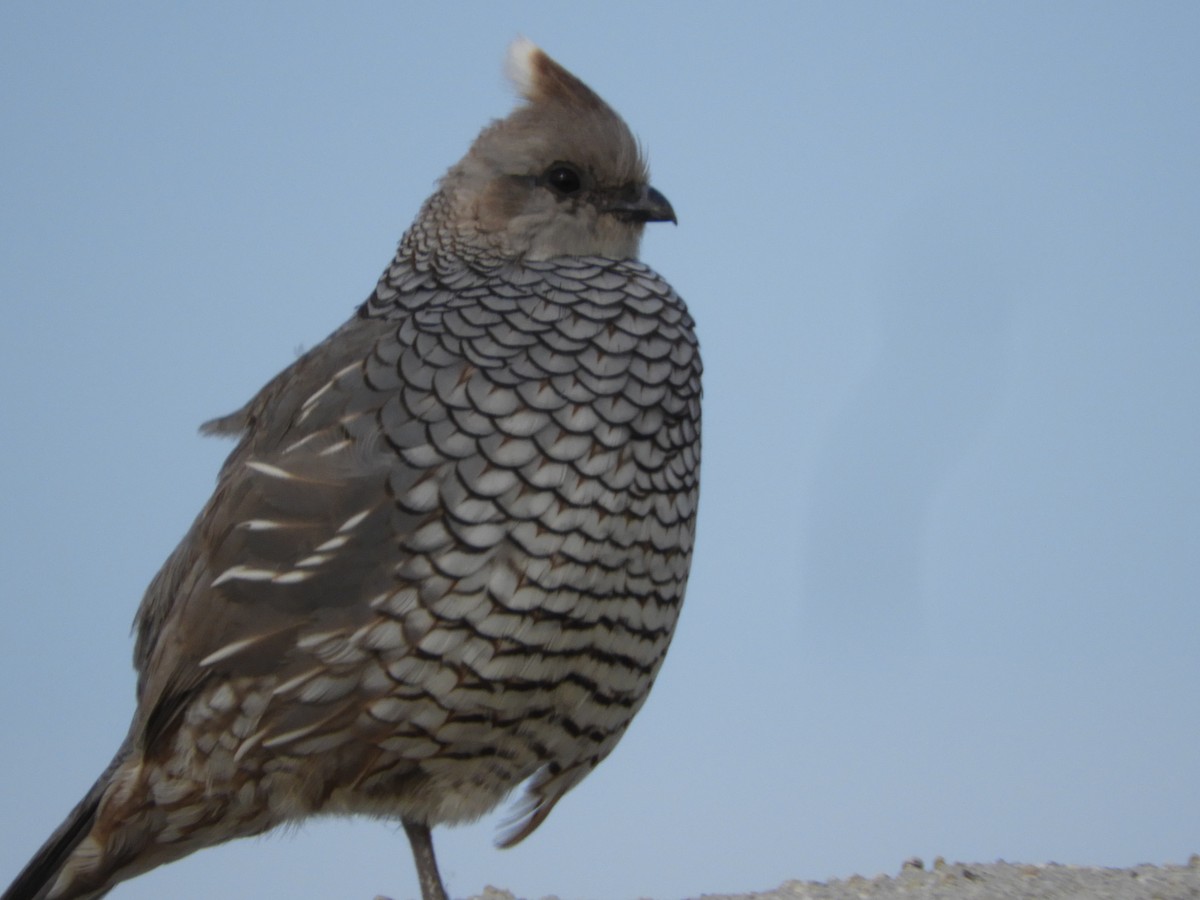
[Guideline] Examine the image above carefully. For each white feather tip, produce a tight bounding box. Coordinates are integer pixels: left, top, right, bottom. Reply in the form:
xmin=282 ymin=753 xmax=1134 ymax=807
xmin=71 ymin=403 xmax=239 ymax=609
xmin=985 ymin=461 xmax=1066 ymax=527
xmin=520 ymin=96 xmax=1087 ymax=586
xmin=506 ymin=37 xmax=543 ymax=100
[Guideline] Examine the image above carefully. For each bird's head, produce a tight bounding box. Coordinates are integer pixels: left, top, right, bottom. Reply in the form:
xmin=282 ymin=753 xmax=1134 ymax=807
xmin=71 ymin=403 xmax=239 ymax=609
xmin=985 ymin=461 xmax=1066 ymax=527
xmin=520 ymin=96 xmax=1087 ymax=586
xmin=435 ymin=38 xmax=675 ymax=262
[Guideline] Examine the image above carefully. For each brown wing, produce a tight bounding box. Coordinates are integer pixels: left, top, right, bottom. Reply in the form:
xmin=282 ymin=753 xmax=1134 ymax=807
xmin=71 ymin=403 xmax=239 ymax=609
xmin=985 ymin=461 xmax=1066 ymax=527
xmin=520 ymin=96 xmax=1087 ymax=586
xmin=131 ymin=313 xmax=428 ymax=753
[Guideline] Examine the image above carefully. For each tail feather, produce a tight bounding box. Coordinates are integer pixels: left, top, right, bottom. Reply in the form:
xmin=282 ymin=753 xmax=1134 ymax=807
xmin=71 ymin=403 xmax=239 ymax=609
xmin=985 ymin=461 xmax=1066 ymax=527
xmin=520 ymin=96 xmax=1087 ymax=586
xmin=1 ymin=753 xmax=124 ymax=900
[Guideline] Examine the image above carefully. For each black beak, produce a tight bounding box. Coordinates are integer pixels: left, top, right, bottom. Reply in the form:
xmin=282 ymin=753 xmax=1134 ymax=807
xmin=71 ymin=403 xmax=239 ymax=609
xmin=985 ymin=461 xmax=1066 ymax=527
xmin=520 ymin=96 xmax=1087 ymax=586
xmin=607 ymin=185 xmax=677 ymax=224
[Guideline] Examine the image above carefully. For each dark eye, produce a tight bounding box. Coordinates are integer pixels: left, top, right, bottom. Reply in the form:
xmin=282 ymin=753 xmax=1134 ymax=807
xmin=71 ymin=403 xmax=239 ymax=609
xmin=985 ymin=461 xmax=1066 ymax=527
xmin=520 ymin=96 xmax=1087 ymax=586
xmin=544 ymin=163 xmax=583 ymax=196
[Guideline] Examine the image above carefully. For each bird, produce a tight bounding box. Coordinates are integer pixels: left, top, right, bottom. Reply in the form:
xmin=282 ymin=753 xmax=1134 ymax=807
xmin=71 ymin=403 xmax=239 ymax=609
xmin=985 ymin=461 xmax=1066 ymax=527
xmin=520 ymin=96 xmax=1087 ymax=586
xmin=2 ymin=38 xmax=700 ymax=900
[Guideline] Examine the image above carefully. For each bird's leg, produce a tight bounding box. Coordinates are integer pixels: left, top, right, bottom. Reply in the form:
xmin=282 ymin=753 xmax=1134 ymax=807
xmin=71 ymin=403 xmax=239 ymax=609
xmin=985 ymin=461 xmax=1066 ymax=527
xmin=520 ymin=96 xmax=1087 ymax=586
xmin=402 ymin=819 xmax=449 ymax=900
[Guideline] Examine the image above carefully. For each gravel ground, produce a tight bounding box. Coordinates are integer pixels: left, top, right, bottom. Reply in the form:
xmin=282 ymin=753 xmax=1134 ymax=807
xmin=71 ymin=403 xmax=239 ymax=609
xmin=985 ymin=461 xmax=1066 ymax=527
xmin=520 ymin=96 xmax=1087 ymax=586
xmin=462 ymin=855 xmax=1200 ymax=900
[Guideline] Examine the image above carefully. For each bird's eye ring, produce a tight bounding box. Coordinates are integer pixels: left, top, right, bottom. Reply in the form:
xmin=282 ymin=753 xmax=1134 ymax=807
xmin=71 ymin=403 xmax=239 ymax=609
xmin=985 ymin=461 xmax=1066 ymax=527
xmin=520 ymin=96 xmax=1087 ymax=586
xmin=543 ymin=164 xmax=583 ymax=196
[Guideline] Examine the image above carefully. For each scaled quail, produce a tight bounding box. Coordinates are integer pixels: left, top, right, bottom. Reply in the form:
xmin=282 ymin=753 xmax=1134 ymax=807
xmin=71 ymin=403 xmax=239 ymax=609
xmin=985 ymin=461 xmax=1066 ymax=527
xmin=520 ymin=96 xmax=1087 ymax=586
xmin=2 ymin=39 xmax=701 ymax=900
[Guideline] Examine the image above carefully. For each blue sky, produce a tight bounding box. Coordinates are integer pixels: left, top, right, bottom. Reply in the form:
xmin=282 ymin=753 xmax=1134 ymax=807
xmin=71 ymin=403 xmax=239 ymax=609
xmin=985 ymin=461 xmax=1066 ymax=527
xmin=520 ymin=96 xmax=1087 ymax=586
xmin=1 ymin=4 xmax=1197 ymax=899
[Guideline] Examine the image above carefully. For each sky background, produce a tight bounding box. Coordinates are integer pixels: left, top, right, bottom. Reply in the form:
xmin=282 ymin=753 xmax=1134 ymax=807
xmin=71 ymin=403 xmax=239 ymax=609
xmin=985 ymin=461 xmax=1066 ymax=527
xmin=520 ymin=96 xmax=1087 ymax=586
xmin=1 ymin=4 xmax=1198 ymax=900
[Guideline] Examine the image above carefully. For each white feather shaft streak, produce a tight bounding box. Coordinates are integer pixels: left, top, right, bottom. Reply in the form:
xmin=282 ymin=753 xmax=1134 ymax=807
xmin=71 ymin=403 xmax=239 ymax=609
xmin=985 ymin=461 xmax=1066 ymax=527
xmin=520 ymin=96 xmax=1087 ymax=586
xmin=212 ymin=565 xmax=315 ymax=587
xmin=339 ymin=509 xmax=373 ymax=532
xmin=245 ymin=460 xmax=299 ymax=480
xmin=199 ymin=636 xmax=265 ymax=667
xmin=212 ymin=565 xmax=279 ymax=586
